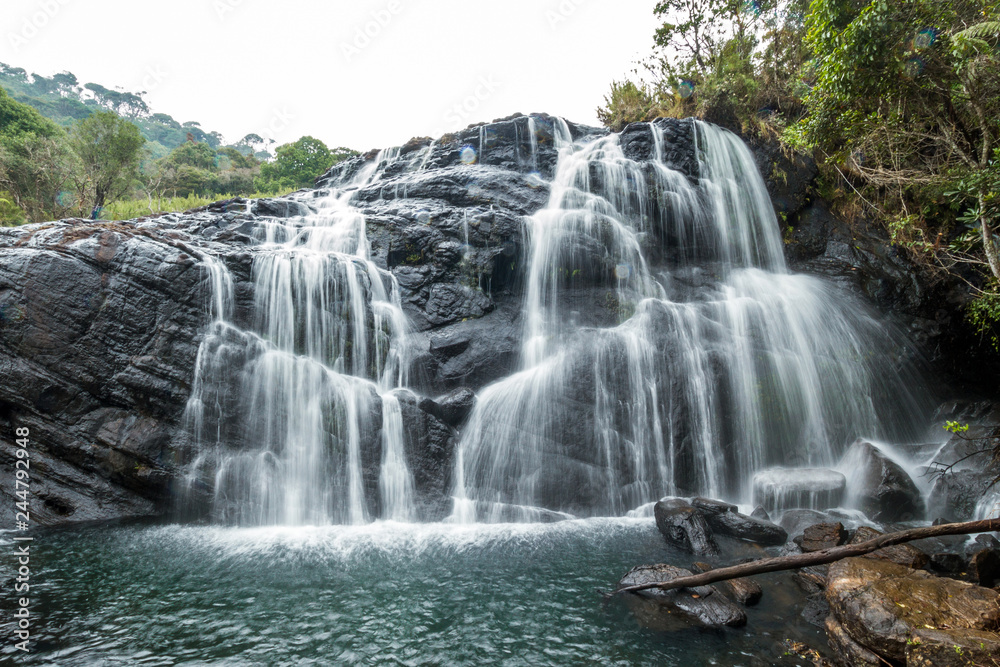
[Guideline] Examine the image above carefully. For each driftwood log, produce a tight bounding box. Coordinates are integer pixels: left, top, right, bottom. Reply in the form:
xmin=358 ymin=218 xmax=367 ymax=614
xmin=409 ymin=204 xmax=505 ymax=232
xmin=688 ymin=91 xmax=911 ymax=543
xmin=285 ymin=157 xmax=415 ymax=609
xmin=614 ymin=518 xmax=1000 ymax=597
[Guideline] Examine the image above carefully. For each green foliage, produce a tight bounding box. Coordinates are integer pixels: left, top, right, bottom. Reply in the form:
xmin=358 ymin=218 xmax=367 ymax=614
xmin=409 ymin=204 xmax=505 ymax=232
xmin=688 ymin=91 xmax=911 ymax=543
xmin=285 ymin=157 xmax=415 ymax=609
xmin=968 ymin=290 xmax=1000 ymax=350
xmin=101 ymin=188 xmax=295 ymax=220
xmin=596 ymin=81 xmax=664 ymax=131
xmin=70 ymin=111 xmax=145 ymax=208
xmin=257 ymin=136 xmax=357 ymax=191
xmin=944 ymin=420 xmax=971 ymax=434
xmin=598 ymin=0 xmax=811 ymax=133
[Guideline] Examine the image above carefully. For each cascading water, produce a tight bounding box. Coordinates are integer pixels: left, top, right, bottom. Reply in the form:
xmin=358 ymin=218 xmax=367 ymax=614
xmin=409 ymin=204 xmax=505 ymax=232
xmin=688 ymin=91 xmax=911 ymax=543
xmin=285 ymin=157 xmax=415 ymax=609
xmin=449 ymin=119 xmax=929 ymax=522
xmin=182 ymin=115 xmax=930 ymax=527
xmin=183 ymin=149 xmax=416 ymax=525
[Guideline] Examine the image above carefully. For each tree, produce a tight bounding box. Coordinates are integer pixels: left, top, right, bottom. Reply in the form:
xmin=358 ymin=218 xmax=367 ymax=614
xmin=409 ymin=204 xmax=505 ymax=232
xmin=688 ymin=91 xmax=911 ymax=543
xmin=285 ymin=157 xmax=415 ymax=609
xmin=257 ymin=136 xmax=357 ymax=191
xmin=794 ymin=0 xmax=1000 ymax=283
xmin=0 ymin=87 xmax=80 ymax=223
xmin=70 ymin=111 xmax=145 ymax=209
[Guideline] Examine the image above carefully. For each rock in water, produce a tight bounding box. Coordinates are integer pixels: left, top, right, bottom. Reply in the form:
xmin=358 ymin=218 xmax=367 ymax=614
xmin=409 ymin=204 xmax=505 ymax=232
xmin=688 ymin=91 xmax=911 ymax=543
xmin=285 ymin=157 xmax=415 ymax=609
xmin=825 ymin=557 xmax=1000 ymax=662
xmin=653 ymin=498 xmax=720 ymax=555
xmin=691 ymin=562 xmax=763 ymax=606
xmin=705 ymin=507 xmax=789 ymax=546
xmin=841 ymin=439 xmax=925 ymax=521
xmin=617 ymin=564 xmax=747 ymax=628
xmin=794 ymin=522 xmax=848 ymax=552
xmin=848 ymin=525 xmax=929 ymax=569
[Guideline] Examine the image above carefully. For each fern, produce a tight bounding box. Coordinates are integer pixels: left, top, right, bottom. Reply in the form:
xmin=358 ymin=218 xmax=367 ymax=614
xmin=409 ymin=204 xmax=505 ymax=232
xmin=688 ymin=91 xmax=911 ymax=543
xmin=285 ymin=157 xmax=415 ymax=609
xmin=953 ymin=21 xmax=1000 ymax=42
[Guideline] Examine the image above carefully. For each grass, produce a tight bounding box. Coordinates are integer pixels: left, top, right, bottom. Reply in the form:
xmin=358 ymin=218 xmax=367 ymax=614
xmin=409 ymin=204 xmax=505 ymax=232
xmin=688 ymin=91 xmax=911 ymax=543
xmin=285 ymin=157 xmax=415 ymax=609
xmin=101 ymin=189 xmax=296 ymax=221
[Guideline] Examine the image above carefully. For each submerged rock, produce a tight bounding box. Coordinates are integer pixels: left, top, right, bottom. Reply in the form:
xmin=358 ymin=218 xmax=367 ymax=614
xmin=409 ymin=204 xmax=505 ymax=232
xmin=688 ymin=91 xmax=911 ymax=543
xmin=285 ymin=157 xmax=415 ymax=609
xmin=825 ymin=557 xmax=1000 ymax=662
xmin=617 ymin=563 xmax=747 ymax=628
xmin=653 ymin=498 xmax=719 ymax=556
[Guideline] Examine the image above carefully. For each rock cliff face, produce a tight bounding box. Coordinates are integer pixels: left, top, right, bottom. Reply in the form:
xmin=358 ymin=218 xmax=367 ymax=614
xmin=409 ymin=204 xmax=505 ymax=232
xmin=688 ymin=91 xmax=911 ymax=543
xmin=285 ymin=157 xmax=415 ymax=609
xmin=0 ymin=113 xmax=987 ymax=526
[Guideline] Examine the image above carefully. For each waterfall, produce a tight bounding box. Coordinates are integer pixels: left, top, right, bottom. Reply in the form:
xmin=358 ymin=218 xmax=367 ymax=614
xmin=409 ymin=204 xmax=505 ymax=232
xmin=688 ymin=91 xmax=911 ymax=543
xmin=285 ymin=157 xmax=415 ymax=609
xmin=449 ymin=119 xmax=929 ymax=521
xmin=183 ymin=149 xmax=416 ymax=526
xmin=182 ymin=115 xmax=931 ymax=527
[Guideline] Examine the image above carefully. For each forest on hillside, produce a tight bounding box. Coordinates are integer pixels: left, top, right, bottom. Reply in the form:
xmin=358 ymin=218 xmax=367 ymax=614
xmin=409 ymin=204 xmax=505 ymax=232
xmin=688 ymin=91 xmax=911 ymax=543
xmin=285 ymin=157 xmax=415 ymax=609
xmin=0 ymin=64 xmax=357 ymax=224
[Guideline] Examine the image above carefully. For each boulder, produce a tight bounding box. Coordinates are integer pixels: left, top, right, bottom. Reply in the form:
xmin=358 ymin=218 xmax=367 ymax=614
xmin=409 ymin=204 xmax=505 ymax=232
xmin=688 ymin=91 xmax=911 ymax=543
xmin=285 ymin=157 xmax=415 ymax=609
xmin=848 ymin=525 xmax=929 ymax=569
xmin=842 ymin=440 xmax=925 ymax=521
xmin=707 ymin=510 xmax=789 ymax=546
xmin=691 ymin=562 xmax=763 ymax=606
xmin=794 ymin=522 xmax=848 ymax=553
xmin=929 ymin=552 xmax=965 ymax=574
xmin=825 ymin=557 xmax=1000 ymax=662
xmin=779 ymin=509 xmax=829 ymax=538
xmin=690 ymin=497 xmax=737 ymax=516
xmin=653 ymin=498 xmax=719 ymax=556
xmin=751 ymin=467 xmax=847 ymax=513
xmin=750 ymin=505 xmax=771 ymax=521
xmin=905 ymin=627 xmax=1000 ymax=666
xmin=617 ymin=564 xmax=747 ymax=628
xmin=927 ymin=469 xmax=995 ymax=522
xmin=824 ymin=616 xmax=883 ymax=666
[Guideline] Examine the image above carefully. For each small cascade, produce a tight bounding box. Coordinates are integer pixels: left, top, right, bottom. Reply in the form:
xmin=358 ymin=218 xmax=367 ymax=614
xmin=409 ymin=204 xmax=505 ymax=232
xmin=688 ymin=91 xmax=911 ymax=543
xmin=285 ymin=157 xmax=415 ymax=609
xmin=184 ymin=149 xmax=416 ymax=526
xmin=449 ymin=119 xmax=930 ymax=521
xmin=379 ymin=392 xmax=416 ymax=521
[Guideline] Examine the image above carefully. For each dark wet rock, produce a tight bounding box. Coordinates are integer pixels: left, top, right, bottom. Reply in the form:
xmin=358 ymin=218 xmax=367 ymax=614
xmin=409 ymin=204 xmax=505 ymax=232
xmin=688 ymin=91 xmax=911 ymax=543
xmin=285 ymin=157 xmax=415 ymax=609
xmin=690 ymin=497 xmax=737 ymax=517
xmin=779 ymin=508 xmax=829 ymax=536
xmin=905 ymin=627 xmax=1000 ymax=666
xmin=795 ymin=523 xmax=848 ymax=553
xmin=842 ymin=439 xmax=925 ymax=521
xmin=801 ymin=594 xmax=829 ymax=628
xmin=752 ymin=467 xmax=846 ymax=513
xmin=653 ymin=498 xmax=719 ymax=556
xmin=966 ymin=543 xmax=1000 ymax=588
xmin=394 ymin=391 xmax=457 ymax=520
xmin=250 ymin=198 xmax=311 ymax=218
xmin=750 ymin=505 xmax=770 ymax=521
xmin=419 ymin=387 xmax=476 ymax=427
xmin=691 ymin=562 xmax=763 ymax=606
xmin=617 ymin=563 xmax=747 ymax=628
xmin=929 ymin=552 xmax=966 ymax=574
xmin=824 ymin=615 xmax=883 ymax=666
xmin=848 ymin=526 xmax=929 ymax=569
xmin=825 ymin=557 xmax=1000 ymax=662
xmin=704 ymin=507 xmax=789 ymax=546
xmin=927 ymin=470 xmax=995 ymax=522
xmin=793 ymin=569 xmax=827 ymax=595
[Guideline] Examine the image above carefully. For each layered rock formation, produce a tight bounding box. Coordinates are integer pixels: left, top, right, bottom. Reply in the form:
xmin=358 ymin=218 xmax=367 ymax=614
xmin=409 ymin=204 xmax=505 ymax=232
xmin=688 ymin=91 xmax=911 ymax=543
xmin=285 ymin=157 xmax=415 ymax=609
xmin=0 ymin=113 xmax=990 ymax=527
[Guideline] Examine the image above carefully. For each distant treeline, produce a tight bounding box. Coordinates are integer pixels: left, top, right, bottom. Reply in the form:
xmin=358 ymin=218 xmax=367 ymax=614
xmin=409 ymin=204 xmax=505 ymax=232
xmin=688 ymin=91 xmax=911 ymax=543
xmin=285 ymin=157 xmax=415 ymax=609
xmin=0 ymin=64 xmax=357 ymax=224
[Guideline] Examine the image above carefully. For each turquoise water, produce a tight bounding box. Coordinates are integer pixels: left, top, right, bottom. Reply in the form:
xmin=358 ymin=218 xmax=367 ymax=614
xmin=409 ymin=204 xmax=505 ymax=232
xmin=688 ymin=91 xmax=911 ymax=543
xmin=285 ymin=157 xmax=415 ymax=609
xmin=3 ymin=519 xmax=829 ymax=665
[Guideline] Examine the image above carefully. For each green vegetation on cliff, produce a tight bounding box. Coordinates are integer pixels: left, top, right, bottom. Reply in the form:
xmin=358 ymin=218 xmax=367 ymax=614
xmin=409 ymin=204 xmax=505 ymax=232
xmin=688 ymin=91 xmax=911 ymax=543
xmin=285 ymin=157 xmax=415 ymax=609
xmin=599 ymin=0 xmax=1000 ymax=346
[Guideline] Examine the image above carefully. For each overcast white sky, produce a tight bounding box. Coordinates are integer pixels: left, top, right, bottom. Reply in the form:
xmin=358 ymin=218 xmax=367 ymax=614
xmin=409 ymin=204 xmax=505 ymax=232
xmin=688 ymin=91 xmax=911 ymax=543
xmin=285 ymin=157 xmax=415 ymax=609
xmin=1 ymin=0 xmax=660 ymax=151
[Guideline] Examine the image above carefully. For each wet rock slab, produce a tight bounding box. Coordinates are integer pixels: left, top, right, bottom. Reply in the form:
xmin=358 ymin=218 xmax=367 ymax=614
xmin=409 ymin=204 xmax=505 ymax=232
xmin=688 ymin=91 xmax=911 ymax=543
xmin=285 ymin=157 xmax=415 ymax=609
xmin=617 ymin=563 xmax=747 ymax=628
xmin=825 ymin=557 xmax=1000 ymax=662
xmin=653 ymin=498 xmax=720 ymax=556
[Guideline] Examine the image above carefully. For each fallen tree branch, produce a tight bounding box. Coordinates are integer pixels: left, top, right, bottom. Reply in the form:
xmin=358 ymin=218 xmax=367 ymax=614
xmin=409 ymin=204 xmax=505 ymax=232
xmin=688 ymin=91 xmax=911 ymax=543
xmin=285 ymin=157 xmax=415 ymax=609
xmin=613 ymin=518 xmax=1000 ymax=598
